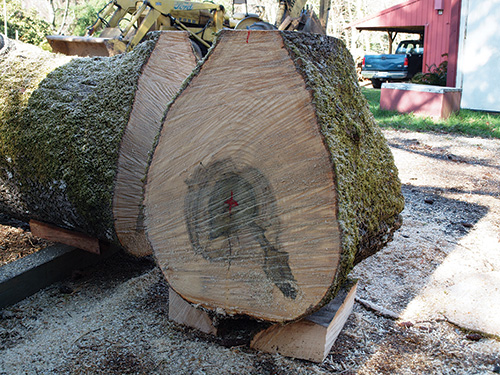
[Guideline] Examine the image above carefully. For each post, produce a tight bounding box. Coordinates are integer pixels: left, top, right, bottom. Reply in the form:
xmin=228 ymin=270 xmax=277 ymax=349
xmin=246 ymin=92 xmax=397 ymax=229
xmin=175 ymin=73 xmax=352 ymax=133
xmin=3 ymin=0 xmax=7 ymax=37
xmin=387 ymin=31 xmax=397 ymax=54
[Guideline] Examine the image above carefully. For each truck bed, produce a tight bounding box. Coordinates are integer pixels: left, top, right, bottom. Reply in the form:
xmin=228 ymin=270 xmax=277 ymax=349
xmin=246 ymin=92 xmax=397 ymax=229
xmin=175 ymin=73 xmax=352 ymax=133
xmin=362 ymin=54 xmax=407 ymax=73
xmin=361 ymin=39 xmax=424 ymax=88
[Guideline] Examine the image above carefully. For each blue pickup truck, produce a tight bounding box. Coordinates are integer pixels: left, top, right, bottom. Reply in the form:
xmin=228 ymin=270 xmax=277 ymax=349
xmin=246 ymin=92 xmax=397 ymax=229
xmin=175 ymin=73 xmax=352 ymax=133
xmin=361 ymin=40 xmax=424 ymax=89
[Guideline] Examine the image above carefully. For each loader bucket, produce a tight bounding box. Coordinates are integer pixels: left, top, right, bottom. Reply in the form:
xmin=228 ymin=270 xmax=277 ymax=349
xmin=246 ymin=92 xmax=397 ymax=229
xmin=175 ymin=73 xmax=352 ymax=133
xmin=46 ymin=35 xmax=126 ymax=57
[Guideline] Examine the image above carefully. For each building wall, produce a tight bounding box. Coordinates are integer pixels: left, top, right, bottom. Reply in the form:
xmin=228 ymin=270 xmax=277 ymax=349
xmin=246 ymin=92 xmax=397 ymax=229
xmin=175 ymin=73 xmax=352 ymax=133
xmin=353 ymin=0 xmax=461 ymax=86
xmin=457 ymin=0 xmax=500 ymax=112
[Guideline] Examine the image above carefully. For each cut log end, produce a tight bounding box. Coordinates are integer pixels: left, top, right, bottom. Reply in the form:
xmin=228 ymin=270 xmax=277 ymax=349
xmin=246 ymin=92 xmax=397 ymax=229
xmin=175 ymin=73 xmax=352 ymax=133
xmin=145 ymin=30 xmax=404 ymax=322
xmin=112 ymin=31 xmax=197 ymax=256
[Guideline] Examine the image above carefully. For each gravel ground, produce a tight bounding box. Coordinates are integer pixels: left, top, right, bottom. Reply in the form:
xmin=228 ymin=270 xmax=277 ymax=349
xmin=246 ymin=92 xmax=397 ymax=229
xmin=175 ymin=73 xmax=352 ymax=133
xmin=1 ymin=129 xmax=499 ymax=374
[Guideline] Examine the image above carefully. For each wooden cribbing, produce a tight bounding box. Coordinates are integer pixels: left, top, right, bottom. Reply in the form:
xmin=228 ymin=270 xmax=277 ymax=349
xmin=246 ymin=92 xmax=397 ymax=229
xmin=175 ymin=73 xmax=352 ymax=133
xmin=250 ymin=281 xmax=358 ymax=362
xmin=168 ymin=281 xmax=358 ymax=363
xmin=30 ymin=219 xmax=100 ymax=254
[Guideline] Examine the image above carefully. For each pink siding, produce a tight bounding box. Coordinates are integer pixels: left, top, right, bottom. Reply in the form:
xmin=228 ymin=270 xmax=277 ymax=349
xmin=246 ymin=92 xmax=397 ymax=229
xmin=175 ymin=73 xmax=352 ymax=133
xmin=350 ymin=0 xmax=461 ymax=86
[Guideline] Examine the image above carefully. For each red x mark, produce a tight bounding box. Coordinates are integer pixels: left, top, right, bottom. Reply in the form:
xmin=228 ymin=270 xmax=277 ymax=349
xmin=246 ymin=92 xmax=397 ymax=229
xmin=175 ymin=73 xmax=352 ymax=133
xmin=225 ymin=191 xmax=239 ymax=214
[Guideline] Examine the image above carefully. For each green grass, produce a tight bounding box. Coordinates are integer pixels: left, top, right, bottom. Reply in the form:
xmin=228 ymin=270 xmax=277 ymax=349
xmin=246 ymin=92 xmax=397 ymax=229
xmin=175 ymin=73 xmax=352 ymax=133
xmin=361 ymin=88 xmax=500 ymax=139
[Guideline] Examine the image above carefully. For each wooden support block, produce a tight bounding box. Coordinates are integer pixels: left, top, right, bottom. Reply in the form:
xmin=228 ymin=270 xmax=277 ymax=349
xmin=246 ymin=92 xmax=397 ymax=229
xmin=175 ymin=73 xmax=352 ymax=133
xmin=168 ymin=280 xmax=357 ymax=363
xmin=250 ymin=280 xmax=358 ymax=363
xmin=30 ymin=219 xmax=100 ymax=254
xmin=168 ymin=287 xmax=217 ymax=335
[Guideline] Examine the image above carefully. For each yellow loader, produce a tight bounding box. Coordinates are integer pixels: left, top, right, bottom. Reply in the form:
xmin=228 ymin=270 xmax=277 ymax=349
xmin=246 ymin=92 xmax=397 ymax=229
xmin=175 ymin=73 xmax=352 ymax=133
xmin=46 ymin=0 xmax=329 ymax=57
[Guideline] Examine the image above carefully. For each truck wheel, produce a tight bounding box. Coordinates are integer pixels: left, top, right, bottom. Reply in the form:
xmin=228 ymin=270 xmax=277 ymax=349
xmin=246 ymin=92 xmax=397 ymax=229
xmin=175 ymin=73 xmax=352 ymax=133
xmin=371 ymin=79 xmax=382 ymax=89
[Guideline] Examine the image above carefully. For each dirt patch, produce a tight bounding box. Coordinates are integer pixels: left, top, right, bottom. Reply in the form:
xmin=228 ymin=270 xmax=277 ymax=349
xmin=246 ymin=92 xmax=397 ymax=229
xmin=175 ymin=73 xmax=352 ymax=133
xmin=0 ymin=129 xmax=499 ymax=374
xmin=0 ymin=214 xmax=52 ymax=266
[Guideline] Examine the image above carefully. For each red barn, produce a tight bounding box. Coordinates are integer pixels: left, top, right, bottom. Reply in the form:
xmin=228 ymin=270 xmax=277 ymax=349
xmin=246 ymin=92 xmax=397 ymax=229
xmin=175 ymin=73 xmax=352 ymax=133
xmin=349 ymin=0 xmax=500 ymax=113
xmin=348 ymin=0 xmax=461 ymax=87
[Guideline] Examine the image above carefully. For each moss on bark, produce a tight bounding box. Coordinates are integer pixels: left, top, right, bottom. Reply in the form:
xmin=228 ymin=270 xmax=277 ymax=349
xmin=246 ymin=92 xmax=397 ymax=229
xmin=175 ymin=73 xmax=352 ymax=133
xmin=280 ymin=31 xmax=404 ymax=301
xmin=0 ymin=35 xmax=159 ymax=240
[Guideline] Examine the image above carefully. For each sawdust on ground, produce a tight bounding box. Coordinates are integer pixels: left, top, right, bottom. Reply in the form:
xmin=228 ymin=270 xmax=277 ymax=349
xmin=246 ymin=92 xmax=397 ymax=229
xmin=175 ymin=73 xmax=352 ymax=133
xmin=0 ymin=129 xmax=499 ymax=374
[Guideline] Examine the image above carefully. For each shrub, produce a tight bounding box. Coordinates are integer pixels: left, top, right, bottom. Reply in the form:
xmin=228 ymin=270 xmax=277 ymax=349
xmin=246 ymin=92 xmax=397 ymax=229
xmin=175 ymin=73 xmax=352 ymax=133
xmin=69 ymin=0 xmax=109 ymax=36
xmin=412 ymin=54 xmax=448 ymax=86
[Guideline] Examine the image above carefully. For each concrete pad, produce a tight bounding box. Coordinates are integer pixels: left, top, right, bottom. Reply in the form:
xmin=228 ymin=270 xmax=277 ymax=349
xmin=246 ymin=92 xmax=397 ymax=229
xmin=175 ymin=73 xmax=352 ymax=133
xmin=381 ymin=83 xmax=462 ymax=119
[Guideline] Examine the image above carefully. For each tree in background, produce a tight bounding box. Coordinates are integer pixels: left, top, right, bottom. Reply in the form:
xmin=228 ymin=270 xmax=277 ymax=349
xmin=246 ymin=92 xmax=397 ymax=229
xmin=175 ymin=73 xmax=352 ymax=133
xmin=68 ymin=0 xmax=108 ymax=36
xmin=33 ymin=0 xmax=108 ymax=36
xmin=3 ymin=0 xmax=412 ymax=59
xmin=1 ymin=0 xmax=52 ymax=46
xmin=1 ymin=0 xmax=108 ymax=45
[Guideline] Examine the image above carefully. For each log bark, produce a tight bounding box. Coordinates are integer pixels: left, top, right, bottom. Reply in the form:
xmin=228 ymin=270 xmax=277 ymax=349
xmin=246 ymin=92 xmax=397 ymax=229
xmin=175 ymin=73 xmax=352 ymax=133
xmin=144 ymin=30 xmax=404 ymax=322
xmin=0 ymin=31 xmax=197 ymax=255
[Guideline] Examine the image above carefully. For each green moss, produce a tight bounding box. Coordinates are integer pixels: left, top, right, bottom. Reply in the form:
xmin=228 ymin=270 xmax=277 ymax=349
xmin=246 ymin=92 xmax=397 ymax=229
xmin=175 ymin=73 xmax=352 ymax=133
xmin=280 ymin=32 xmax=405 ymax=302
xmin=0 ymin=36 xmax=159 ymax=240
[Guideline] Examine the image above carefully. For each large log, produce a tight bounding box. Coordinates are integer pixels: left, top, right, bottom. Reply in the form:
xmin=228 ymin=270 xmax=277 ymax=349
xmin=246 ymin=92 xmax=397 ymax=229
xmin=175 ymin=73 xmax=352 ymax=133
xmin=0 ymin=32 xmax=197 ymax=255
xmin=145 ymin=30 xmax=404 ymax=322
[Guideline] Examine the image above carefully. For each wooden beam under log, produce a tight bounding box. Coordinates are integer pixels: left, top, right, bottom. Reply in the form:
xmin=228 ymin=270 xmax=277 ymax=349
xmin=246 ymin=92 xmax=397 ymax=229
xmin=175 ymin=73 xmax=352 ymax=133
xmin=30 ymin=219 xmax=100 ymax=254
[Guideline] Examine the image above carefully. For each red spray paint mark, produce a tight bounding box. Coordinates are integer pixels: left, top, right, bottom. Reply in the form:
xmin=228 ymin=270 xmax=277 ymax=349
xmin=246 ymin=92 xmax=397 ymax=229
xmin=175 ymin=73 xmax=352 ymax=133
xmin=246 ymin=30 xmax=251 ymax=43
xmin=225 ymin=191 xmax=239 ymax=214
